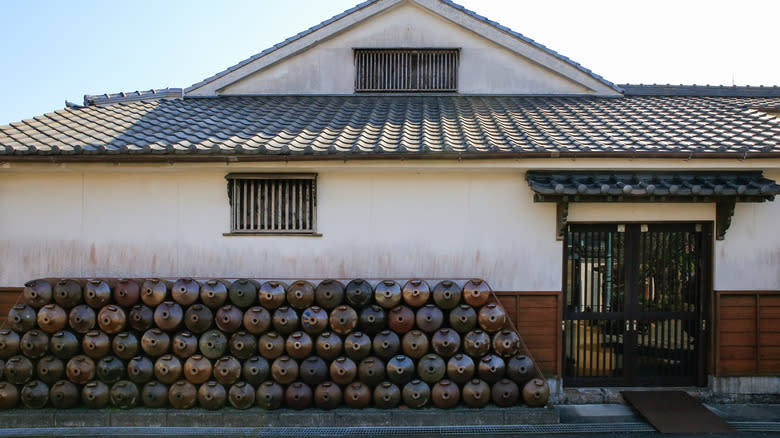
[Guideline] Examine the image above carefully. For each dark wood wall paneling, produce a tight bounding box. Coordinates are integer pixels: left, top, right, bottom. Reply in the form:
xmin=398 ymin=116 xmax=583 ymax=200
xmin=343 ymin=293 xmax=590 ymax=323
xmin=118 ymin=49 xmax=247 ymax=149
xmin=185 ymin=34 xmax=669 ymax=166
xmin=0 ymin=288 xmax=23 ymax=329
xmin=716 ymin=291 xmax=780 ymax=376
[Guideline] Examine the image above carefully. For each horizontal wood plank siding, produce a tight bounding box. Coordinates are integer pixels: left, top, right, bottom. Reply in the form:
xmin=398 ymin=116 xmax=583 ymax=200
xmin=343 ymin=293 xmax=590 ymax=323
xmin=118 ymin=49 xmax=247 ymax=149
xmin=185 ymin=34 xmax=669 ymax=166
xmin=494 ymin=291 xmax=561 ymax=377
xmin=0 ymin=288 xmax=23 ymax=329
xmin=716 ymin=290 xmax=780 ymax=376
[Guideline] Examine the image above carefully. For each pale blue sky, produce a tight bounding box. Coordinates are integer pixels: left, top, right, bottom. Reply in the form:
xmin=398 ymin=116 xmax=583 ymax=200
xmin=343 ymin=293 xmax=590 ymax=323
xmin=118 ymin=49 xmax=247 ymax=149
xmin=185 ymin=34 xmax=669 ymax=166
xmin=2 ymin=0 xmax=778 ymax=125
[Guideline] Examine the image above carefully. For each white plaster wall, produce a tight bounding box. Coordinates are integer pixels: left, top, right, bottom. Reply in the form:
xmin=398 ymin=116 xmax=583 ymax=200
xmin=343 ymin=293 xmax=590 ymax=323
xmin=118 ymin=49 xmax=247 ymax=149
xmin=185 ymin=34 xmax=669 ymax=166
xmin=221 ymin=3 xmax=591 ymax=95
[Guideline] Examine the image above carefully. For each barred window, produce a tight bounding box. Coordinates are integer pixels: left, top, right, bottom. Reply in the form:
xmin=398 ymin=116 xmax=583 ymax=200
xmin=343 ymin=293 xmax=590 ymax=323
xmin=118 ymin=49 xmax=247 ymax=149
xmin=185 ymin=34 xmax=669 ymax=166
xmin=226 ymin=174 xmax=317 ymax=234
xmin=355 ymin=49 xmax=458 ymax=92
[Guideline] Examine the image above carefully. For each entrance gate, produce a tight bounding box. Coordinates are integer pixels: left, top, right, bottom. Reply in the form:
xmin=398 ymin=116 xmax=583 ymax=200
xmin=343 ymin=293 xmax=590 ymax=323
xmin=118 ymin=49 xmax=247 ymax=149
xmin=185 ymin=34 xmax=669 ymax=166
xmin=562 ymin=223 xmax=711 ymax=386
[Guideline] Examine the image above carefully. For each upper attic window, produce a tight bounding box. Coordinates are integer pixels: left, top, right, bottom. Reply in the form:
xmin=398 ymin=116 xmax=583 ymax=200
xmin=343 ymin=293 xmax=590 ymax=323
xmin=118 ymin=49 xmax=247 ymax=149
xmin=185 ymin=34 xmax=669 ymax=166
xmin=355 ymin=49 xmax=459 ymax=92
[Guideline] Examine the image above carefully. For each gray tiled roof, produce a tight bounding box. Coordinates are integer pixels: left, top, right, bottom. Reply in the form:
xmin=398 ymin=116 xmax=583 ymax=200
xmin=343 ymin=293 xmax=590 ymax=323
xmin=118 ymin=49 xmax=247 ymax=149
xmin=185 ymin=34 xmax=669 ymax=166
xmin=1 ymin=95 xmax=779 ymax=158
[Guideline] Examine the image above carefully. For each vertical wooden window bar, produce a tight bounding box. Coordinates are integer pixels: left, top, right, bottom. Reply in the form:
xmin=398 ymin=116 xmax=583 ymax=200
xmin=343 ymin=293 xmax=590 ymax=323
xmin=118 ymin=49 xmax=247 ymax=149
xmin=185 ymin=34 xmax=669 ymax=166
xmin=355 ymin=49 xmax=458 ymax=92
xmin=226 ymin=174 xmax=317 ymax=234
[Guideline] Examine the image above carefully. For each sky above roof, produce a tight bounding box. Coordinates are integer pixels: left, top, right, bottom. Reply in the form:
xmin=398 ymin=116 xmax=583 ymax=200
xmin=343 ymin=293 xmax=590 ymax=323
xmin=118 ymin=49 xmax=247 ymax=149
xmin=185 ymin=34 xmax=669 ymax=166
xmin=1 ymin=0 xmax=778 ymax=125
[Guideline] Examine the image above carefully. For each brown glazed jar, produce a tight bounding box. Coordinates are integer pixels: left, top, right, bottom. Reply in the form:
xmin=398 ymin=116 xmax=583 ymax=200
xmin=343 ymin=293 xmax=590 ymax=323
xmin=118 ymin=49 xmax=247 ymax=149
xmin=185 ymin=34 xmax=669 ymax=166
xmin=374 ymin=280 xmax=402 ymax=309
xmin=154 ymin=301 xmax=184 ymax=332
xmin=96 ymin=355 xmax=125 ymax=383
xmin=113 ymin=279 xmax=140 ymax=307
xmin=228 ymin=279 xmax=258 ymax=308
xmin=358 ymin=356 xmax=386 ymax=386
xmin=401 ymin=330 xmax=429 ymax=360
xmin=271 ymin=306 xmax=299 ymax=336
xmin=198 ymin=330 xmax=227 ymax=359
xmin=184 ymin=304 xmax=213 ymax=334
xmin=9 ymin=304 xmax=37 ymax=333
xmin=373 ymin=330 xmax=401 ymax=360
xmin=243 ymin=306 xmax=271 ymax=335
xmin=449 ymin=305 xmax=478 ymax=334
xmin=141 ymin=328 xmax=171 ymax=357
xmin=127 ymin=356 xmax=154 ymax=384
xmin=128 ymin=305 xmax=154 ymax=332
xmin=344 ymin=382 xmax=371 ymax=409
xmin=462 ymin=379 xmax=491 ymax=408
xmin=373 ymin=382 xmax=401 ymax=409
xmin=213 ymin=356 xmax=242 ymax=385
xmin=183 ymin=354 xmax=212 ymax=384
xmin=463 ymin=330 xmax=492 ymax=358
xmin=5 ymin=355 xmax=34 ymax=384
xmin=168 ymin=380 xmax=197 ymax=409
xmin=344 ymin=332 xmax=371 ymax=361
xmin=315 ymin=332 xmax=343 ymax=360
xmin=172 ymin=331 xmax=199 ymax=358
xmin=82 ymin=330 xmax=111 ymax=359
xmin=358 ymin=305 xmax=387 ymax=336
xmin=447 ymin=354 xmax=476 ymax=384
xmin=329 ymin=305 xmax=358 ymax=335
xmin=154 ymin=355 xmax=183 ymax=384
xmin=463 ymin=279 xmax=492 ymax=307
xmin=141 ymin=278 xmax=168 ymax=307
xmin=492 ymin=378 xmax=520 ymax=407
xmin=229 ymin=331 xmax=257 ymax=360
xmin=431 ymin=328 xmax=461 ymax=358
xmin=387 ymin=305 xmax=415 ymax=334
xmin=141 ymin=381 xmax=168 ymax=408
xmin=66 ymin=355 xmax=95 ymax=384
xmin=243 ymin=356 xmax=270 ymax=386
xmin=82 ymin=381 xmax=110 ymax=409
xmin=50 ymin=380 xmax=79 ymax=409
xmin=49 ymin=331 xmax=79 ymax=360
xmin=386 ymin=355 xmax=415 ymax=385
xmin=478 ymin=303 xmax=507 ymax=333
xmin=20 ymin=330 xmax=49 ymax=359
xmin=84 ymin=279 xmax=111 ymax=309
xmin=285 ymin=382 xmax=312 ymax=410
xmin=402 ymin=379 xmax=431 ymax=409
xmin=522 ymin=378 xmax=550 ymax=407
xmin=431 ymin=379 xmax=460 ymax=409
xmin=38 ymin=304 xmax=67 ymax=333
xmin=54 ymin=279 xmax=83 ymax=308
xmin=299 ymin=356 xmax=328 ymax=386
xmin=258 ymin=281 xmax=287 ymax=309
xmin=198 ymin=381 xmax=226 ymax=410
xmin=0 ymin=330 xmax=20 ymax=359
xmin=402 ymin=279 xmax=430 ymax=308
xmin=285 ymin=331 xmax=313 ymax=360
xmin=493 ymin=330 xmax=521 ymax=357
xmin=258 ymin=332 xmax=285 ymax=360
xmin=315 ymin=279 xmax=345 ymax=309
xmin=432 ymin=280 xmax=462 ymax=310
xmin=286 ymin=280 xmax=315 ymax=310
xmin=21 ymin=380 xmax=49 ymax=409
xmin=23 ymin=279 xmax=53 ymax=309
xmin=314 ymin=382 xmax=342 ymax=410
xmin=300 ymin=306 xmax=328 ymax=335
xmin=171 ymin=278 xmax=200 ymax=306
xmin=344 ymin=279 xmax=373 ymax=308
xmin=271 ymin=355 xmax=299 ymax=385
xmin=256 ymin=381 xmax=284 ymax=410
xmin=417 ymin=353 xmax=446 ymax=384
xmin=36 ymin=356 xmax=64 ymax=384
xmin=200 ymin=280 xmax=228 ymax=309
xmin=415 ymin=304 xmax=444 ymax=334
xmin=0 ymin=382 xmax=18 ymax=410
xmin=112 ymin=332 xmax=140 ymax=360
xmin=97 ymin=305 xmax=126 ymax=334
xmin=477 ymin=354 xmax=506 ymax=384
xmin=329 ymin=356 xmax=357 ymax=385
xmin=507 ymin=355 xmax=535 ymax=385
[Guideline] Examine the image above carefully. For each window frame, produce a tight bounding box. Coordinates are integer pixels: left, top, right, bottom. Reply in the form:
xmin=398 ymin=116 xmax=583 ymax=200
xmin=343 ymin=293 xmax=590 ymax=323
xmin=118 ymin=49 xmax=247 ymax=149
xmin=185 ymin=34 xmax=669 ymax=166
xmin=354 ymin=48 xmax=460 ymax=93
xmin=224 ymin=173 xmax=321 ymax=237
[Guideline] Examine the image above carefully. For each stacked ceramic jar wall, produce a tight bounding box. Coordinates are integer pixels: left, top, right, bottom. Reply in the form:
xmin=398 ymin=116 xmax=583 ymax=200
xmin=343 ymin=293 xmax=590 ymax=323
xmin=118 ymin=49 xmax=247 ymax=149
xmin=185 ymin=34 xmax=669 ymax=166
xmin=0 ymin=277 xmax=549 ymax=410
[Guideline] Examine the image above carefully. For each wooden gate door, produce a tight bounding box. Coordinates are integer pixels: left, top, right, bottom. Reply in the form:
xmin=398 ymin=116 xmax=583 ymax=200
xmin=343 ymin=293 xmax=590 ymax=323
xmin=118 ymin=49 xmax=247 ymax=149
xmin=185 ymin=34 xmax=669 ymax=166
xmin=562 ymin=223 xmax=711 ymax=387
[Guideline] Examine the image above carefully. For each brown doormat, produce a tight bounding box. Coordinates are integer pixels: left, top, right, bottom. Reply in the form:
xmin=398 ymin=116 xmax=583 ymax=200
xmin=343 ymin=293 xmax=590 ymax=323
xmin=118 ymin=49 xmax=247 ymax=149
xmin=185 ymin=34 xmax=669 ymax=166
xmin=622 ymin=390 xmax=736 ymax=434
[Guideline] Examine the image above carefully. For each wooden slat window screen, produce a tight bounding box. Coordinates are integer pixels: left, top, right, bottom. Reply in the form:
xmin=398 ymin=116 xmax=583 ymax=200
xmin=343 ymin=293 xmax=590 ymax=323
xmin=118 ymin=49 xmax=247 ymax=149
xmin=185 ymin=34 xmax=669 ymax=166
xmin=355 ymin=49 xmax=458 ymax=92
xmin=226 ymin=174 xmax=317 ymax=234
